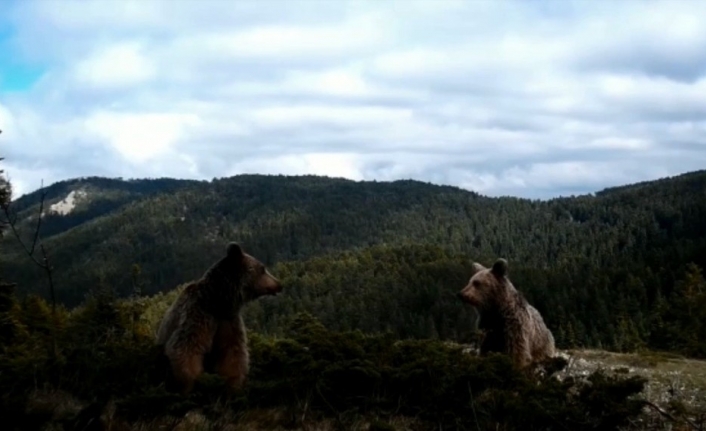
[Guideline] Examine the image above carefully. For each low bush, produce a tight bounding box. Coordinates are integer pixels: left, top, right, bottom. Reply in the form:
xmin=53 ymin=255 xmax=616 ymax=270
xmin=0 ymin=290 xmax=649 ymax=430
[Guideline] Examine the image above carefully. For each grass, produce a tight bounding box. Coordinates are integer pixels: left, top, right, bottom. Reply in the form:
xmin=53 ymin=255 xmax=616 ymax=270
xmin=17 ymin=346 xmax=706 ymax=431
xmin=558 ymin=348 xmax=706 ymax=430
xmin=21 ymin=390 xmax=427 ymax=431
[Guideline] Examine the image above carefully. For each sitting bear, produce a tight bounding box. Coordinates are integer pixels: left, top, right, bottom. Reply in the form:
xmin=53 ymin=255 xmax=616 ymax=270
xmin=457 ymin=258 xmax=555 ymax=368
xmin=156 ymin=242 xmax=283 ymax=394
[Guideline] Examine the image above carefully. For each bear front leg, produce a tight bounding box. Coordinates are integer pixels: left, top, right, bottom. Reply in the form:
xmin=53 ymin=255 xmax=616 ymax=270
xmin=163 ymin=321 xmax=216 ymax=395
xmin=212 ymin=320 xmax=250 ymax=392
xmin=504 ymin=322 xmax=532 ymax=369
xmin=215 ymin=347 xmax=249 ymax=391
xmin=167 ymin=350 xmax=205 ymax=395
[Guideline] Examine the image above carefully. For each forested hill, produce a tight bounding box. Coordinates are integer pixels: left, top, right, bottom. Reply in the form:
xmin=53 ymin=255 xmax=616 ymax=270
xmin=7 ymin=176 xmax=204 ymax=239
xmin=2 ymin=171 xmax=706 ymax=355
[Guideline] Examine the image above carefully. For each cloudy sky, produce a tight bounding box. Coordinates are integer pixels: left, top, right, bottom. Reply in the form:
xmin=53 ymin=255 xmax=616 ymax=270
xmin=1 ymin=0 xmax=706 ymax=199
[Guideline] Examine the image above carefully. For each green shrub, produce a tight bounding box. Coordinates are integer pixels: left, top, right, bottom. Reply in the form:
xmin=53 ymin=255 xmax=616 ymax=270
xmin=0 ymin=295 xmax=649 ymax=431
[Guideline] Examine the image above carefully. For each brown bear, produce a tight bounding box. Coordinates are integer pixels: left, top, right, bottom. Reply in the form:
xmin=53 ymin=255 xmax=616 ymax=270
xmin=457 ymin=258 xmax=555 ymax=368
xmin=156 ymin=242 xmax=282 ymax=394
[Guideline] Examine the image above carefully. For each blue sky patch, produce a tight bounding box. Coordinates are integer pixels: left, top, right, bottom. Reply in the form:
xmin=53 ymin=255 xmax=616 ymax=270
xmin=0 ymin=64 xmax=45 ymax=93
xmin=0 ymin=17 xmax=44 ymax=93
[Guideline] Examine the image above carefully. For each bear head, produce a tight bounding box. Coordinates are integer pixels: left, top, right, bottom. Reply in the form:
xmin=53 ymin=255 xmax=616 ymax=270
xmin=221 ymin=242 xmax=283 ymax=301
xmin=457 ymin=258 xmax=512 ymax=310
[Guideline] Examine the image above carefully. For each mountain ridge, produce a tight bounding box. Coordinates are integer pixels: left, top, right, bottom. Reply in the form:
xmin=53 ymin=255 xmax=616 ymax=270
xmin=15 ymin=168 xmax=706 ymax=210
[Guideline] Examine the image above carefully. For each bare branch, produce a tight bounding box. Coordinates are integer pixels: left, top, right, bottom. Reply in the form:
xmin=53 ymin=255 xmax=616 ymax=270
xmin=644 ymin=400 xmax=700 ymax=431
xmin=1 ymin=130 xmax=58 ymax=355
xmin=0 ymin=151 xmax=58 ymax=315
xmin=29 ymin=180 xmax=47 ymax=255
xmin=40 ymin=243 xmax=57 ymax=314
xmin=1 ymin=197 xmax=49 ymax=269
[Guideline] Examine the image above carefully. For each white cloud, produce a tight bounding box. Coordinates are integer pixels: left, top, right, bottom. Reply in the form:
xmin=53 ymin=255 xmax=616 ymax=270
xmin=1 ymin=162 xmax=56 ymax=199
xmin=249 ymin=105 xmax=412 ymax=129
xmin=453 ymin=161 xmax=670 ymax=199
xmin=2 ymin=0 xmax=706 ymax=200
xmin=0 ymin=104 xmax=16 ymax=138
xmin=283 ymin=68 xmax=375 ymax=98
xmin=186 ymin=13 xmax=386 ymax=60
xmin=228 ymin=152 xmax=364 ymax=180
xmin=83 ymin=111 xmax=202 ymax=163
xmin=73 ymin=41 xmax=156 ymax=90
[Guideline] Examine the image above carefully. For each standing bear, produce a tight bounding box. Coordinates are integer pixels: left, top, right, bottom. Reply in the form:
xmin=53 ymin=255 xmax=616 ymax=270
xmin=457 ymin=258 xmax=555 ymax=368
xmin=156 ymin=242 xmax=283 ymax=394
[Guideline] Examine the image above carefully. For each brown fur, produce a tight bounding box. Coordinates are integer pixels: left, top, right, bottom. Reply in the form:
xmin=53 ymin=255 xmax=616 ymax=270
xmin=457 ymin=258 xmax=555 ymax=368
xmin=156 ymin=242 xmax=282 ymax=394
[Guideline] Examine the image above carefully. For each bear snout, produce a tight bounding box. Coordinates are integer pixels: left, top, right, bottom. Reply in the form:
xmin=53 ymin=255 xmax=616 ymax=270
xmin=263 ymin=277 xmax=283 ymax=296
xmin=457 ymin=291 xmax=470 ymax=303
xmin=272 ymin=281 xmax=283 ymax=295
xmin=457 ymin=290 xmax=478 ymax=306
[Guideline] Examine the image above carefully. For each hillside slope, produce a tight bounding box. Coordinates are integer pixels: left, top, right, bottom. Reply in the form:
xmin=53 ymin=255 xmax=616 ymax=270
xmin=6 ymin=176 xmax=203 ymax=240
xmin=2 ymin=171 xmax=706 ymax=354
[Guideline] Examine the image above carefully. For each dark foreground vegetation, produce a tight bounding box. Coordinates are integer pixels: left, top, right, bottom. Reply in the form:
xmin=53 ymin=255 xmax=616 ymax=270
xmin=1 ymin=285 xmax=660 ymax=431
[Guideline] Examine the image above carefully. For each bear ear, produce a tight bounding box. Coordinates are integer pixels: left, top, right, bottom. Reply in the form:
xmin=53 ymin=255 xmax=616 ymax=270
xmin=491 ymin=258 xmax=508 ymax=277
xmin=226 ymin=242 xmax=243 ymax=259
xmin=471 ymin=262 xmax=486 ymax=274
